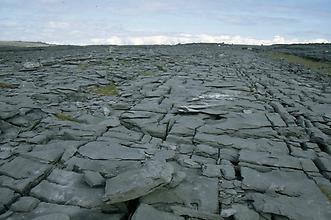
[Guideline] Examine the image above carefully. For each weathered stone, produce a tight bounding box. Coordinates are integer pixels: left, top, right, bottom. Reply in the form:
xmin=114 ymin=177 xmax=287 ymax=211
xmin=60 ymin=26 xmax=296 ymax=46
xmin=221 ymin=208 xmax=237 ymax=217
xmin=171 ymin=206 xmax=223 ymax=220
xmin=248 ymin=192 xmax=331 ymax=220
xmin=10 ymin=197 xmax=40 ymax=212
xmin=239 ymin=150 xmax=313 ymax=170
xmin=132 ymin=204 xmax=184 ymax=220
xmin=0 ymin=157 xmax=52 ymax=179
xmin=202 ymin=164 xmax=222 ymax=177
xmin=220 ymin=160 xmax=236 ymax=180
xmin=31 ymin=169 xmax=104 ymax=208
xmin=83 ymin=171 xmax=105 ymax=187
xmin=32 ymin=213 xmax=71 ymax=220
xmin=104 ymin=160 xmax=174 ymax=204
xmin=78 ymin=141 xmax=145 ymax=160
xmin=142 ymin=167 xmax=219 ymax=214
xmin=0 ymin=187 xmax=18 ymax=213
xmin=231 ymin=204 xmax=260 ymax=220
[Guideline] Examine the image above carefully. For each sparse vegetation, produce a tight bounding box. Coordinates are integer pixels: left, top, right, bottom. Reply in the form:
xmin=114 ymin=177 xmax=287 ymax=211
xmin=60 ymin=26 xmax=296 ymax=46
xmin=0 ymin=82 xmax=17 ymax=89
xmin=55 ymin=112 xmax=81 ymax=123
xmin=141 ymin=70 xmax=155 ymax=76
xmin=91 ymin=83 xmax=118 ymax=96
xmin=320 ymin=186 xmax=331 ymax=202
xmin=77 ymin=62 xmax=89 ymax=71
xmin=156 ymin=63 xmax=167 ymax=72
xmin=269 ymin=52 xmax=331 ymax=75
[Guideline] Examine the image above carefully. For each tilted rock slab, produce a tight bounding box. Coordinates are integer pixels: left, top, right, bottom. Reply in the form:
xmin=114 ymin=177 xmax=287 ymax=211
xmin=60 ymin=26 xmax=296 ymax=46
xmin=104 ymin=160 xmax=174 ymax=204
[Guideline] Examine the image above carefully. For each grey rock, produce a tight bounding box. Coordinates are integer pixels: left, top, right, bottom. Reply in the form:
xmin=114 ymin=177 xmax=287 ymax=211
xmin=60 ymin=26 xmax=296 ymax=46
xmin=78 ymin=141 xmax=145 ymax=160
xmin=265 ymin=112 xmax=286 ymax=127
xmin=132 ymin=204 xmax=184 ymax=220
xmin=248 ymin=192 xmax=331 ymax=220
xmin=0 ymin=187 xmax=18 ymax=213
xmin=65 ymin=156 xmax=141 ymax=177
xmin=170 ymin=206 xmax=222 ymax=220
xmin=220 ymin=162 xmax=236 ymax=180
xmin=231 ymin=204 xmax=260 ymax=220
xmin=32 ymin=213 xmax=70 ymax=220
xmin=30 ymin=169 xmax=104 ymax=208
xmin=6 ymin=202 xmax=124 ymax=220
xmin=142 ymin=167 xmax=219 ymax=214
xmin=221 ymin=208 xmax=237 ymax=217
xmin=169 ymin=171 xmax=186 ymax=188
xmin=239 ymin=150 xmax=316 ymax=170
xmin=21 ymin=61 xmax=41 ymax=71
xmin=83 ymin=171 xmax=105 ymax=187
xmin=0 ymin=157 xmax=52 ymax=179
xmin=104 ymin=160 xmax=174 ymax=204
xmin=10 ymin=197 xmax=40 ymax=212
xmin=315 ymin=156 xmax=331 ymax=172
xmin=202 ymin=164 xmax=222 ymax=177
xmin=241 ymin=167 xmax=327 ymax=200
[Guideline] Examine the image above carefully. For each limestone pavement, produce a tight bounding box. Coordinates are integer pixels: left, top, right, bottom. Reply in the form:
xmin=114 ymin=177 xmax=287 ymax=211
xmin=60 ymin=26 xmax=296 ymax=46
xmin=0 ymin=44 xmax=331 ymax=220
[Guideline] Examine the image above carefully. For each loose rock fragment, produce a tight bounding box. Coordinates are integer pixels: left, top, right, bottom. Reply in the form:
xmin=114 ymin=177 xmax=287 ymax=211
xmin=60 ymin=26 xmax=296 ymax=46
xmin=83 ymin=171 xmax=105 ymax=187
xmin=104 ymin=160 xmax=174 ymax=204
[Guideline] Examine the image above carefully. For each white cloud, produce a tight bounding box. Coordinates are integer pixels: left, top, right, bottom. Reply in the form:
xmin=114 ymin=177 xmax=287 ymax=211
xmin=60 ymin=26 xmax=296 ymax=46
xmin=0 ymin=20 xmax=17 ymax=27
xmin=48 ymin=21 xmax=70 ymax=29
xmin=89 ymin=34 xmax=329 ymax=46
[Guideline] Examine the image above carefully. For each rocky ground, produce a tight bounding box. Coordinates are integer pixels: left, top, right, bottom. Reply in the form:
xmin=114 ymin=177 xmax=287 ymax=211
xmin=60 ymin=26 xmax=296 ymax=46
xmin=0 ymin=44 xmax=331 ymax=220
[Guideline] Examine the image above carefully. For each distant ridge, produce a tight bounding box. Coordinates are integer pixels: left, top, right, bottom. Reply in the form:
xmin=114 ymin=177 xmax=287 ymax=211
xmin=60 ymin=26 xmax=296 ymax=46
xmin=0 ymin=41 xmax=50 ymax=47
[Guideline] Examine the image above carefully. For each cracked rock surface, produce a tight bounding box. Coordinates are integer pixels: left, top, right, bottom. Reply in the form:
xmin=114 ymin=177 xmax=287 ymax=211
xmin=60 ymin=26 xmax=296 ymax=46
xmin=0 ymin=44 xmax=331 ymax=220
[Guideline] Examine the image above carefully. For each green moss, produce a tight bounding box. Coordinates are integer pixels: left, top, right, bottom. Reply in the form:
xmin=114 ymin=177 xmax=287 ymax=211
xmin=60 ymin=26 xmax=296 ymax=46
xmin=269 ymin=52 xmax=331 ymax=75
xmin=0 ymin=82 xmax=17 ymax=89
xmin=55 ymin=112 xmax=81 ymax=123
xmin=92 ymin=83 xmax=118 ymax=96
xmin=320 ymin=186 xmax=331 ymax=202
xmin=141 ymin=71 xmax=155 ymax=76
xmin=156 ymin=64 xmax=167 ymax=72
xmin=77 ymin=62 xmax=89 ymax=71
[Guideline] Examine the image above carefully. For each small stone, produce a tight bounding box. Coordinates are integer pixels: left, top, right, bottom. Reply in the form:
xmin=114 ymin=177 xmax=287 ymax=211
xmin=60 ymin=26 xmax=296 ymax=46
xmin=10 ymin=196 xmax=40 ymax=212
xmin=202 ymin=164 xmax=222 ymax=177
xmin=221 ymin=208 xmax=237 ymax=217
xmin=83 ymin=171 xmax=105 ymax=187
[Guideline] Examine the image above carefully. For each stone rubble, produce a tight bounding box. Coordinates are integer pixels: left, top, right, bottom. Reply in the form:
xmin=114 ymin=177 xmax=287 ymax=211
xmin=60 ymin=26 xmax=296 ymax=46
xmin=0 ymin=44 xmax=331 ymax=219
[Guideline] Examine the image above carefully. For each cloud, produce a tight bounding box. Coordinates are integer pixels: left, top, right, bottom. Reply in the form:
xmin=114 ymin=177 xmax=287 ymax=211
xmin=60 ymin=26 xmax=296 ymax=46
xmin=89 ymin=34 xmax=329 ymax=46
xmin=47 ymin=21 xmax=70 ymax=29
xmin=0 ymin=20 xmax=17 ymax=27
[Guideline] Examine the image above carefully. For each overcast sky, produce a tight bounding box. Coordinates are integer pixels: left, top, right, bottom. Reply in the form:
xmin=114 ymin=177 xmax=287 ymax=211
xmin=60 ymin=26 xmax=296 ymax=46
xmin=0 ymin=0 xmax=330 ymax=45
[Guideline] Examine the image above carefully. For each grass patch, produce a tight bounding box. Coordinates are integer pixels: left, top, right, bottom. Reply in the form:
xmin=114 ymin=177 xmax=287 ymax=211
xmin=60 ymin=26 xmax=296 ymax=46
xmin=55 ymin=112 xmax=81 ymax=123
xmin=0 ymin=82 xmax=17 ymax=89
xmin=156 ymin=63 xmax=167 ymax=72
xmin=91 ymin=83 xmax=118 ymax=96
xmin=320 ymin=186 xmax=331 ymax=202
xmin=141 ymin=71 xmax=155 ymax=76
xmin=269 ymin=52 xmax=331 ymax=75
xmin=77 ymin=62 xmax=89 ymax=71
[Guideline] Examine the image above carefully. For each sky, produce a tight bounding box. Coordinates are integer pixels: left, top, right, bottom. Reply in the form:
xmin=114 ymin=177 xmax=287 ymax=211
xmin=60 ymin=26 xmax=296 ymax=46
xmin=0 ymin=0 xmax=330 ymax=45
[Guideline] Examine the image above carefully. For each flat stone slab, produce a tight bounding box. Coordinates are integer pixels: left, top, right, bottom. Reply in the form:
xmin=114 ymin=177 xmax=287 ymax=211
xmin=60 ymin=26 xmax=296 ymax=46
xmin=132 ymin=204 xmax=184 ymax=220
xmin=104 ymin=160 xmax=174 ymax=204
xmin=248 ymin=192 xmax=331 ymax=220
xmin=142 ymin=165 xmax=219 ymax=214
xmin=5 ymin=202 xmax=124 ymax=220
xmin=30 ymin=169 xmax=104 ymax=208
xmin=239 ymin=150 xmax=318 ymax=171
xmin=78 ymin=141 xmax=145 ymax=160
xmin=0 ymin=157 xmax=52 ymax=179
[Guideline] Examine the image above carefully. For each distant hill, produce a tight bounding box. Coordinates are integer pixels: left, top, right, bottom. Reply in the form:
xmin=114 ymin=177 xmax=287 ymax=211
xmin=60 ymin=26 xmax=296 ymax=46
xmin=0 ymin=41 xmax=50 ymax=47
